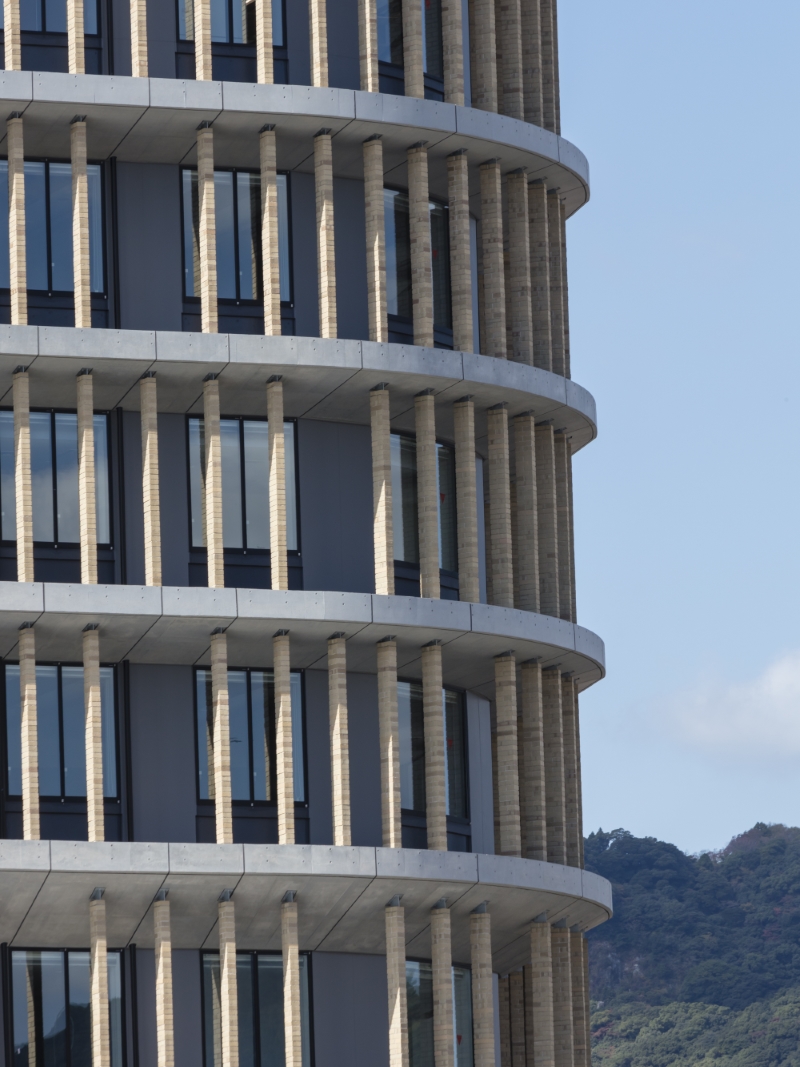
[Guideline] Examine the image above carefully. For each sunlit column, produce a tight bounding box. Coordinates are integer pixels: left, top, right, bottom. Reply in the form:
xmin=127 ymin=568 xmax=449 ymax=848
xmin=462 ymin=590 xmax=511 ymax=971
xmin=528 ymin=179 xmax=552 ymax=371
xmin=469 ymin=0 xmax=498 ymax=111
xmin=487 ymin=403 xmax=513 ymax=607
xmin=554 ymin=431 xmax=573 ymax=622
xmin=540 ymin=0 xmax=556 ymax=132
xmin=211 ymin=630 xmax=233 ymax=844
xmin=315 ymin=130 xmax=337 ymax=338
xmin=551 ymin=924 xmax=573 ymax=1067
xmin=401 ymin=0 xmax=424 ymax=98
xmin=83 ymin=624 xmax=104 ymax=842
xmin=470 ymin=905 xmax=496 ymax=1067
xmin=431 ymin=902 xmax=455 ymax=1067
xmin=130 ymin=0 xmax=148 ymax=76
xmin=441 ymin=0 xmax=464 ymax=103
xmin=193 ymin=0 xmax=212 ymax=80
xmin=495 ymin=651 xmax=521 ymax=856
xmin=328 ymin=633 xmax=351 ymax=846
xmin=534 ymin=423 xmax=559 ymax=617
xmin=274 ymin=629 xmax=295 ymax=844
xmin=4 ymin=0 xmax=21 ymax=70
xmin=479 ymin=160 xmax=506 ymax=358
xmin=547 ymin=192 xmax=565 ymax=376
xmin=364 ymin=136 xmax=388 ymax=343
xmin=77 ymin=369 xmax=97 ymax=584
xmin=521 ymin=0 xmax=543 ymax=125
xmin=282 ymin=892 xmax=302 ymax=1067
xmin=90 ymin=890 xmax=111 ymax=1067
xmin=203 ymin=374 xmax=225 ymax=588
xmin=310 ymin=0 xmax=329 ymax=86
xmin=519 ymin=660 xmax=546 ymax=861
xmin=71 ymin=118 xmax=91 ymax=329
xmin=377 ymin=636 xmax=401 ymax=847
xmin=256 ymin=0 xmax=274 ymax=83
xmin=13 ymin=368 xmax=33 ymax=582
xmin=542 ymin=667 xmax=565 ymax=865
xmin=447 ymin=149 xmax=472 ymax=353
xmin=371 ymin=384 xmax=394 ymax=595
xmin=513 ymin=412 xmax=538 ymax=612
xmin=197 ymin=123 xmax=218 ymax=333
xmin=560 ymin=200 xmax=571 ymax=378
xmin=530 ymin=919 xmax=555 ymax=1067
xmin=454 ymin=397 xmax=479 ymax=603
xmin=154 ymin=893 xmax=174 ymax=1067
xmin=408 ymin=142 xmax=434 ymax=348
xmin=385 ymin=898 xmax=410 ymax=1067
xmin=497 ymin=0 xmax=523 ymax=119
xmin=570 ymin=929 xmax=587 ymax=1067
xmin=506 ymin=170 xmax=533 ymax=364
xmin=267 ymin=376 xmax=288 ymax=590
xmin=260 ymin=125 xmax=281 ymax=335
xmin=67 ymin=0 xmax=85 ymax=73
xmin=415 ymin=389 xmax=440 ymax=599
xmin=8 ymin=114 xmax=27 ymax=326
xmin=561 ymin=673 xmax=580 ymax=868
xmin=422 ymin=640 xmax=447 ymax=851
xmin=18 ymin=623 xmax=39 ymax=840
xmin=140 ymin=373 xmax=162 ymax=587
xmin=359 ymin=0 xmax=378 ymax=91
xmin=218 ymin=893 xmax=239 ymax=1067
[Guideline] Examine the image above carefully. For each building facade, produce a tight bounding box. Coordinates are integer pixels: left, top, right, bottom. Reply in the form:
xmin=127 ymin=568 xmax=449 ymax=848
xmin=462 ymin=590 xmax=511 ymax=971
xmin=0 ymin=1 xmax=610 ymax=1066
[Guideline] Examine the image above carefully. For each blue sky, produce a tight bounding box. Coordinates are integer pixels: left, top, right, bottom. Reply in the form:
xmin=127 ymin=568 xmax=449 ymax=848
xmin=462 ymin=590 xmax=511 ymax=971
xmin=557 ymin=1 xmax=800 ymax=854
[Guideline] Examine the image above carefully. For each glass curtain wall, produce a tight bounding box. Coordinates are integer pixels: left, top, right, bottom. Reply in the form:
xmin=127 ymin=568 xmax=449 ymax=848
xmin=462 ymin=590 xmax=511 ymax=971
xmin=179 ymin=0 xmax=285 ymax=45
xmin=407 ymin=960 xmax=474 ymax=1067
xmin=0 ymin=0 xmax=99 ymax=33
xmin=390 ymin=434 xmax=457 ymax=571
xmin=384 ymin=190 xmax=451 ymax=330
xmin=377 ymin=0 xmax=443 ymax=77
xmin=397 ymin=682 xmax=468 ymax=819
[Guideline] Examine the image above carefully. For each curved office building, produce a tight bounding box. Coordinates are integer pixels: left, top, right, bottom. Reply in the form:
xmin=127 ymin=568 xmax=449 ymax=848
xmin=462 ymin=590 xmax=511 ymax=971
xmin=0 ymin=0 xmax=610 ymax=1065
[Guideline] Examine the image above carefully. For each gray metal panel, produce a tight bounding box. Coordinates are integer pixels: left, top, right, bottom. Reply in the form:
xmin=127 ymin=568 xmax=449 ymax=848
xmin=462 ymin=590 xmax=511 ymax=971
xmin=466 ymin=691 xmax=494 ymax=855
xmin=290 ymin=172 xmax=319 ymax=337
xmin=311 ymin=952 xmax=389 ymax=1067
xmin=327 ymin=0 xmax=360 ymax=90
xmin=122 ymin=410 xmax=145 ymax=586
xmin=158 ymin=413 xmax=191 ymax=587
xmin=333 ymin=177 xmax=369 ymax=342
xmin=173 ymin=950 xmax=204 ymax=1067
xmin=347 ymin=672 xmax=382 ymax=847
xmin=305 ymin=668 xmax=333 ymax=846
xmin=135 ymin=949 xmax=157 ymax=1067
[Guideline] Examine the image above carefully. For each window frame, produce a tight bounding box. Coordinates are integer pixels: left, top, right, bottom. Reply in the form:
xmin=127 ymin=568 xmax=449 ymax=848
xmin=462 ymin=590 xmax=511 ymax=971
xmin=390 ymin=430 xmax=458 ymax=577
xmin=6 ymin=0 xmax=101 ymax=35
xmin=177 ymin=0 xmax=287 ymax=47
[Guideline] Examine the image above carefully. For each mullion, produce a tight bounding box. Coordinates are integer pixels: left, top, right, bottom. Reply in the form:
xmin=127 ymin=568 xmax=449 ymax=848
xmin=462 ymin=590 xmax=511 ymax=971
xmin=57 ymin=664 xmax=65 ymax=798
xmin=251 ymin=953 xmax=261 ymax=1067
xmin=231 ymin=171 xmax=241 ymax=302
xmin=268 ymin=673 xmax=277 ymax=802
xmin=44 ymin=161 xmax=53 ymax=294
xmin=246 ymin=669 xmax=254 ymax=804
xmin=50 ymin=410 xmax=59 ymax=544
xmin=238 ymin=418 xmax=248 ymax=551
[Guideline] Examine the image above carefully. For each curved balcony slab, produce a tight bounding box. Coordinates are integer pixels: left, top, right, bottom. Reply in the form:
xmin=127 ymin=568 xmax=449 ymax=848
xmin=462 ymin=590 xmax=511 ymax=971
xmin=0 ymin=841 xmax=611 ymax=972
xmin=0 ymin=584 xmax=605 ymax=691
xmin=0 ymin=327 xmax=597 ymax=451
xmin=0 ymin=72 xmax=589 ymax=215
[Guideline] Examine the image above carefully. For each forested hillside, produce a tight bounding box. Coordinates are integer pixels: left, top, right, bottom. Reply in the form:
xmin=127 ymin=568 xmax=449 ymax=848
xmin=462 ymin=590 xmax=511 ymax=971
xmin=585 ymin=823 xmax=800 ymax=1065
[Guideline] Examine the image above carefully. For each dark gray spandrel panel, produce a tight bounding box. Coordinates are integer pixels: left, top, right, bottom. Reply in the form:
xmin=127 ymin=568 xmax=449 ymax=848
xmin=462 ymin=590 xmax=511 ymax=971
xmin=297 ymin=420 xmax=373 ymax=595
xmin=327 ymin=0 xmax=360 ymax=90
xmin=466 ymin=691 xmax=494 ymax=855
xmin=117 ymin=163 xmax=182 ymax=332
xmin=289 ymin=171 xmax=319 ymax=337
xmin=135 ymin=949 xmax=157 ymax=1067
xmin=110 ymin=0 xmax=132 ymax=75
xmin=173 ymin=950 xmax=204 ymax=1067
xmin=305 ymin=668 xmax=332 ymax=846
xmin=123 ymin=410 xmax=145 ymax=586
xmin=348 ymin=672 xmax=381 ymax=847
xmin=286 ymin=0 xmax=311 ymax=86
xmin=311 ymin=952 xmax=389 ymax=1067
xmin=144 ymin=0 xmax=180 ymax=79
xmin=129 ymin=665 xmax=196 ymax=843
xmin=159 ymin=413 xmax=191 ymax=588
xmin=334 ymin=177 xmax=368 ymax=341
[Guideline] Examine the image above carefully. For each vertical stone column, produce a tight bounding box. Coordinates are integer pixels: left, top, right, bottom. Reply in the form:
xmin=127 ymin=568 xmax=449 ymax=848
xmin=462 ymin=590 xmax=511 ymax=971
xmin=267 ymin=376 xmax=288 ymax=590
xmin=377 ymin=637 xmax=401 ymax=848
xmin=77 ymin=370 xmax=97 ymax=584
xmin=496 ymin=0 xmax=523 ymax=119
xmin=542 ymin=668 xmax=565 ymax=865
xmin=540 ymin=0 xmax=556 ymax=132
xmin=364 ymin=136 xmax=388 ymax=343
xmin=530 ymin=920 xmax=555 ymax=1067
xmin=194 ymin=0 xmax=212 ymax=80
xmin=534 ymin=424 xmax=559 ymax=617
xmin=4 ymin=0 xmax=21 ymax=70
xmin=401 ymin=0 xmax=424 ymax=98
xmin=328 ymin=633 xmax=351 ymax=847
xmin=371 ymin=385 xmax=394 ymax=595
xmin=83 ymin=625 xmax=104 ymax=842
xmin=568 ymin=451 xmax=577 ymax=624
xmin=521 ymin=0 xmax=543 ymax=125
xmin=487 ymin=404 xmax=513 ymax=607
xmin=18 ymin=624 xmax=39 ymax=841
xmin=359 ymin=0 xmax=378 ymax=91
xmin=89 ymin=892 xmax=110 ymax=1067
xmin=282 ymin=893 xmax=302 ymax=1067
xmin=552 ymin=0 xmax=561 ymax=135
xmin=495 ymin=652 xmax=521 ymax=857
xmin=570 ymin=930 xmax=587 ymax=1067
xmin=551 ymin=925 xmax=573 ymax=1067
xmin=554 ymin=432 xmax=573 ymax=622
xmin=273 ymin=629 xmax=295 ymax=844
xmin=211 ymin=630 xmax=233 ymax=845
xmin=154 ymin=894 xmax=174 ymax=1067
xmin=309 ymin=0 xmax=329 ymax=86
xmin=498 ymin=975 xmax=511 ymax=1066
xmin=447 ymin=150 xmax=472 ymax=353
xmin=385 ymin=899 xmax=410 ymax=1067
xmin=509 ymin=970 xmax=525 ymax=1064
xmin=454 ymin=398 xmax=479 ymax=603
xmin=471 ymin=905 xmax=496 ymax=1067
xmin=582 ymin=938 xmax=591 ymax=1061
xmin=513 ymin=413 xmax=539 ymax=612
xmin=547 ymin=193 xmax=565 ymax=377
xmin=422 ymin=641 xmax=447 ymax=851
xmin=315 ymin=130 xmax=337 ymax=339
xmin=528 ymin=180 xmax=551 ymax=371
xmin=140 ymin=373 xmax=162 ymax=588
xmin=506 ymin=171 xmax=533 ymax=365
xmin=431 ymin=902 xmax=455 ymax=1067
xmin=469 ymin=0 xmax=498 ymax=111
xmin=203 ymin=375 xmax=225 ymax=588
xmin=560 ymin=201 xmax=571 ymax=378
xmin=574 ymin=681 xmax=584 ymax=867
xmin=67 ymin=0 xmax=85 ymax=72
xmin=260 ymin=125 xmax=281 ymax=336
xmin=561 ymin=674 xmax=580 ymax=868
xmin=256 ymin=0 xmax=274 ymax=83
xmin=519 ymin=660 xmax=546 ymax=861
xmin=408 ymin=143 xmax=434 ymax=348
xmin=130 ymin=0 xmax=148 ymax=76
xmin=13 ymin=369 xmax=34 ymax=583
xmin=415 ymin=389 xmax=440 ymax=599
xmin=8 ymin=115 xmax=27 ymax=326
xmin=71 ymin=119 xmax=91 ymax=329
xmin=480 ymin=160 xmax=506 ymax=358
xmin=441 ymin=0 xmax=464 ymax=104
xmin=197 ymin=124 xmax=218 ymax=334
xmin=218 ymin=894 xmax=239 ymax=1067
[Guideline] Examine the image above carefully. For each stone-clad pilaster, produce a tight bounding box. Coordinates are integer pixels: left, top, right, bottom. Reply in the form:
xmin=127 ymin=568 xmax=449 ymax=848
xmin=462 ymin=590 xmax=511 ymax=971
xmin=528 ymin=180 xmax=552 ymax=371
xmin=422 ymin=640 xmax=447 ymax=851
xmin=274 ymin=629 xmax=295 ymax=844
xmin=496 ymin=0 xmax=523 ymax=119
xmin=471 ymin=906 xmax=496 ymax=1067
xmin=130 ymin=0 xmax=148 ymax=76
xmin=488 ymin=404 xmax=513 ymax=607
xmin=328 ymin=633 xmax=351 ymax=846
xmin=509 ymin=970 xmax=525 ymax=1064
xmin=364 ymin=137 xmax=388 ymax=343
xmin=469 ymin=0 xmax=498 ymax=111
xmin=71 ymin=119 xmax=91 ymax=329
xmin=551 ymin=925 xmax=573 ymax=1067
xmin=408 ymin=143 xmax=434 ymax=348
xmin=203 ymin=375 xmax=225 ymax=589
xmin=547 ymin=192 xmax=565 ymax=377
xmin=267 ymin=377 xmax=288 ymax=590
xmin=315 ymin=130 xmax=337 ymax=338
xmin=260 ymin=125 xmax=281 ymax=336
xmin=386 ymin=900 xmax=410 ymax=1067
xmin=77 ymin=370 xmax=97 ymax=584
xmin=570 ymin=930 xmax=587 ymax=1067
xmin=401 ymin=0 xmax=424 ymax=98
xmin=415 ymin=390 xmax=440 ymax=599
xmin=431 ymin=902 xmax=455 ymax=1067
xmin=534 ymin=424 xmax=559 ymax=617
xmin=498 ymin=975 xmax=511 ymax=1066
xmin=154 ymin=895 xmax=174 ymax=1067
xmin=540 ymin=0 xmax=556 ymax=133
xmin=4 ymin=0 xmax=21 ymax=71
xmin=359 ymin=0 xmax=378 ymax=91
xmin=18 ymin=624 xmax=39 ymax=841
xmin=282 ymin=893 xmax=302 ymax=1067
xmin=371 ymin=385 xmax=394 ymax=595
xmin=513 ymin=412 xmax=539 ymax=612
xmin=522 ymin=0 xmax=543 ymax=125
xmin=480 ymin=160 xmax=506 ymax=358
xmin=194 ymin=0 xmax=212 ymax=80
xmin=13 ymin=369 xmax=33 ymax=583
xmin=140 ymin=373 xmax=162 ymax=587
xmin=8 ymin=115 xmax=27 ymax=326
xmin=530 ymin=920 xmax=555 ymax=1067
xmin=447 ymin=150 xmax=473 ymax=353
xmin=90 ymin=893 xmax=110 ymax=1067
xmin=560 ymin=200 xmax=571 ymax=378
xmin=197 ymin=124 xmax=218 ymax=334
xmin=542 ymin=668 xmax=566 ymax=865
xmin=211 ymin=630 xmax=233 ymax=845
xmin=310 ymin=0 xmax=329 ymax=86
xmin=218 ymin=895 xmax=238 ymax=1067
xmin=554 ymin=432 xmax=573 ymax=622
xmin=256 ymin=0 xmax=274 ymax=83
xmin=506 ymin=171 xmax=533 ymax=364
xmin=562 ymin=674 xmax=580 ymax=868
xmin=441 ymin=0 xmax=464 ymax=104
xmin=454 ymin=398 xmax=479 ymax=603
xmin=494 ymin=651 xmax=521 ymax=857
xmin=519 ymin=659 xmax=546 ymax=861
xmin=582 ymin=939 xmax=591 ymax=1062
xmin=377 ymin=637 xmax=401 ymax=847
xmin=67 ymin=0 xmax=84 ymax=73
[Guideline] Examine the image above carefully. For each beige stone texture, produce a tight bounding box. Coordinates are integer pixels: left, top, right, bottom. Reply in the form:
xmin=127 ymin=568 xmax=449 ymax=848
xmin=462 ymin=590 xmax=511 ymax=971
xmin=7 ymin=116 xmax=27 ymax=325
xmin=488 ymin=404 xmax=514 ymax=607
xmin=540 ymin=0 xmax=556 ymax=133
xmin=480 ymin=160 xmax=507 ymax=358
xmin=364 ymin=138 xmax=388 ymax=343
xmin=582 ymin=937 xmax=590 ymax=1059
xmin=140 ymin=375 xmax=162 ymax=587
xmin=441 ymin=0 xmax=464 ymax=103
xmin=519 ymin=660 xmax=546 ymax=862
xmin=385 ymin=903 xmax=410 ymax=1067
xmin=570 ymin=931 xmax=586 ymax=1067
xmin=494 ymin=652 xmax=521 ymax=857
xmin=551 ymin=0 xmax=561 ymax=135
xmin=203 ymin=376 xmax=225 ymax=588
xmin=194 ymin=0 xmax=212 ymax=80
xmin=328 ymin=634 xmax=351 ymax=846
xmin=197 ymin=126 xmax=219 ymax=334
xmin=431 ymin=905 xmax=455 ymax=1067
xmin=471 ymin=909 xmax=496 ymax=1067
xmin=377 ymin=638 xmax=401 ymax=847
xmin=415 ymin=391 xmax=440 ymax=599
xmin=408 ymin=144 xmax=434 ymax=348
xmin=483 ymin=472 xmax=493 ymax=605
xmin=256 ymin=0 xmax=274 ymax=83
xmin=528 ymin=180 xmax=551 ymax=371
xmin=561 ymin=674 xmax=579 ymax=868
xmin=521 ymin=0 xmax=542 ymax=125
xmin=67 ymin=0 xmax=84 ymax=73
xmin=447 ymin=150 xmax=472 ymax=353
xmin=506 ymin=171 xmax=533 ymax=365
xmin=282 ymin=898 xmax=302 ymax=1067
xmin=547 ymin=193 xmax=565 ymax=377
xmin=574 ymin=682 xmax=584 ymax=868
xmin=513 ymin=413 xmax=539 ymax=612
xmin=551 ymin=926 xmax=574 ymax=1067
xmin=496 ymin=0 xmax=523 ymax=119
xmin=154 ymin=899 xmax=174 ymax=1067
xmin=273 ymin=630 xmax=295 ymax=843
xmin=211 ymin=631 xmax=233 ymax=845
xmin=401 ymin=0 xmax=424 ymax=98
xmin=77 ymin=371 xmax=98 ymax=584
xmin=554 ymin=432 xmax=573 ymax=623
xmin=499 ymin=975 xmax=511 ymax=1066
xmin=371 ymin=386 xmax=394 ymax=596
xmin=359 ymin=0 xmax=378 ymax=91
xmin=422 ymin=641 xmax=447 ymax=851
xmin=567 ymin=446 xmax=577 ymax=623
xmin=130 ymin=0 xmax=148 ymax=76
xmin=18 ymin=627 xmax=39 ymax=841
xmin=83 ymin=627 xmax=104 ymax=841
xmin=534 ymin=423 xmax=559 ymax=617
xmin=13 ymin=370 xmax=33 ymax=583
xmin=309 ymin=0 xmax=329 ymax=86
xmin=4 ymin=0 xmax=21 ymax=71
xmin=90 ymin=898 xmax=110 ymax=1067
xmin=260 ymin=127 xmax=281 ymax=335
xmin=267 ymin=378 xmax=288 ymax=590
xmin=469 ymin=0 xmax=498 ymax=111
xmin=315 ymin=132 xmax=337 ymax=338
xmin=529 ymin=922 xmax=555 ymax=1067
xmin=71 ymin=121 xmax=91 ymax=329
xmin=453 ymin=398 xmax=479 ymax=603
xmin=542 ymin=668 xmax=565 ymax=866
xmin=509 ymin=969 xmax=525 ymax=1065
xmin=523 ymin=963 xmax=535 ymax=1067
xmin=218 ymin=899 xmax=239 ymax=1067
xmin=560 ymin=200 xmax=570 ymax=378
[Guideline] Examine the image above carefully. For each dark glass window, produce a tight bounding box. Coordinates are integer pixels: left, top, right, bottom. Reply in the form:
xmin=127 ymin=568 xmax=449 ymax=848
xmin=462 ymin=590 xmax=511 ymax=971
xmin=195 ymin=667 xmax=305 ymax=804
xmin=4 ymin=664 xmax=117 ymax=800
xmin=398 ymin=682 xmax=468 ymax=819
xmin=0 ymin=161 xmax=104 ymax=295
xmin=11 ymin=950 xmax=123 ymax=1067
xmin=1 ymin=0 xmax=100 ymax=34
xmin=390 ymin=434 xmax=457 ymax=571
xmin=203 ymin=952 xmax=311 ymax=1067
xmin=181 ymin=169 xmax=291 ymax=305
xmin=187 ymin=417 xmax=297 ymax=552
xmin=179 ymin=0 xmax=285 ymax=47
xmin=407 ymin=960 xmax=473 ymax=1067
xmin=384 ymin=189 xmax=451 ymax=330
xmin=0 ymin=411 xmax=111 ymax=546
xmin=422 ymin=0 xmax=443 ymax=80
xmin=377 ymin=0 xmax=403 ymax=65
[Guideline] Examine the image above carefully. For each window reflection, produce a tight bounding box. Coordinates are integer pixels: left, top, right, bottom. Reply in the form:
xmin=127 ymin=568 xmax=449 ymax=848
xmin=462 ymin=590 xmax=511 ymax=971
xmin=11 ymin=0 xmax=99 ymax=33
xmin=384 ymin=189 xmax=451 ymax=329
xmin=407 ymin=960 xmax=474 ymax=1067
xmin=179 ymin=0 xmax=285 ymax=45
xmin=391 ymin=434 xmax=457 ymax=570
xmin=377 ymin=0 xmax=403 ymax=65
xmin=398 ymin=682 xmax=468 ymax=818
